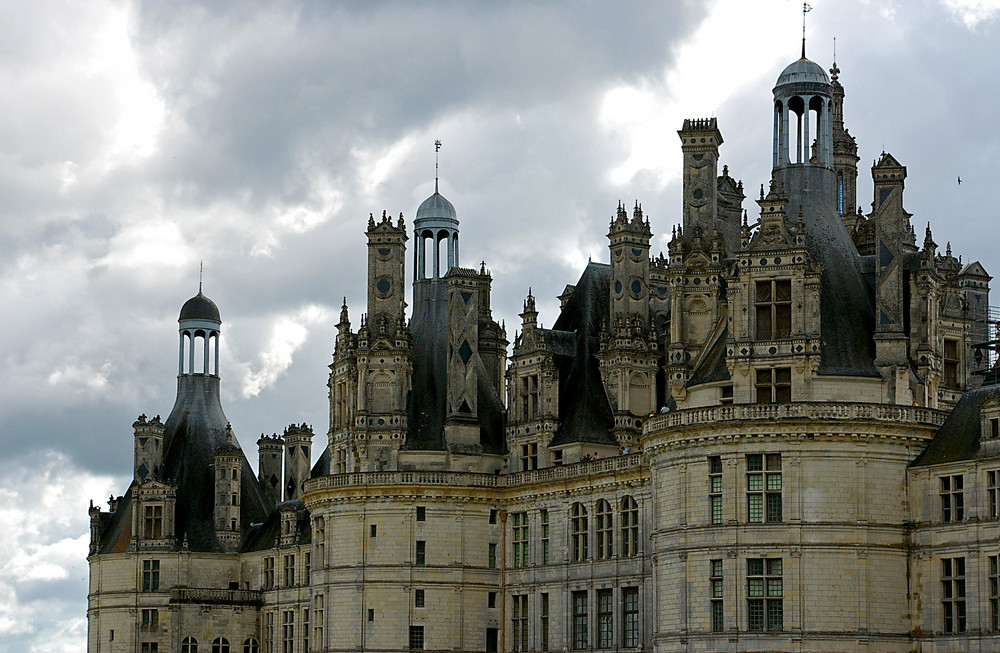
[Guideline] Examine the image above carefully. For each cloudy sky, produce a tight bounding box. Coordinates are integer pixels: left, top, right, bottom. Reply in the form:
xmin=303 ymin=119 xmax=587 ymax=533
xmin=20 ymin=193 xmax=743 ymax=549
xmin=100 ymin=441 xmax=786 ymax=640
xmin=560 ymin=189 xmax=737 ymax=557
xmin=2 ymin=0 xmax=1000 ymax=649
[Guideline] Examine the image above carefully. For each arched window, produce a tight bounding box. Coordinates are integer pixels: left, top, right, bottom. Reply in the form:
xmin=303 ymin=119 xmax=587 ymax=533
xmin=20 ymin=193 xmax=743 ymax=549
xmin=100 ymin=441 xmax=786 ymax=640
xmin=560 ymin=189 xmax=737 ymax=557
xmin=243 ymin=638 xmax=260 ymax=653
xmin=621 ymin=496 xmax=639 ymax=556
xmin=595 ymin=499 xmax=613 ymax=559
xmin=571 ymin=502 xmax=588 ymax=561
xmin=181 ymin=637 xmax=198 ymax=653
xmin=212 ymin=637 xmax=230 ymax=653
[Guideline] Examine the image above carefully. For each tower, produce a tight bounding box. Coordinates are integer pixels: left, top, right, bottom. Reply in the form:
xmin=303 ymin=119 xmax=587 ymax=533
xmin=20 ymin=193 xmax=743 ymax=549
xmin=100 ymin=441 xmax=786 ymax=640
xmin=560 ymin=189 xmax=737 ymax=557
xmin=257 ymin=432 xmax=284 ymax=506
xmin=679 ymin=118 xmax=724 ymax=242
xmin=282 ymin=423 xmax=313 ymax=501
xmin=213 ymin=424 xmax=242 ymax=552
xmin=133 ymin=414 xmax=164 ymax=483
xmin=830 ymin=62 xmax=860 ymax=226
xmin=367 ymin=210 xmax=408 ymax=328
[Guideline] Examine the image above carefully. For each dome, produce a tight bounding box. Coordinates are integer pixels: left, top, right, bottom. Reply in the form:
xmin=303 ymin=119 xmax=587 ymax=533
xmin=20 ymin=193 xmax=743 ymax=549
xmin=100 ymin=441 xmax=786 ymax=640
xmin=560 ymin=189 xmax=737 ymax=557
xmin=179 ymin=291 xmax=221 ymax=323
xmin=775 ymin=57 xmax=829 ymax=87
xmin=415 ymin=192 xmax=457 ymax=223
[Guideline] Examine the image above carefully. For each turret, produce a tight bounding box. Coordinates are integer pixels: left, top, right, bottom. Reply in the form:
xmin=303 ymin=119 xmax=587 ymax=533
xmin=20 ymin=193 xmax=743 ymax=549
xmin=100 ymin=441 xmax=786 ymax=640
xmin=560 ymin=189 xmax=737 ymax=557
xmin=367 ymin=210 xmax=408 ymax=328
xmin=133 ymin=414 xmax=164 ymax=483
xmin=257 ymin=433 xmax=283 ymax=506
xmin=830 ymin=62 xmax=860 ymax=224
xmin=213 ymin=424 xmax=242 ymax=552
xmin=608 ymin=201 xmax=652 ymax=330
xmin=283 ymin=423 xmax=313 ymax=501
xmin=678 ymin=118 xmax=723 ymax=240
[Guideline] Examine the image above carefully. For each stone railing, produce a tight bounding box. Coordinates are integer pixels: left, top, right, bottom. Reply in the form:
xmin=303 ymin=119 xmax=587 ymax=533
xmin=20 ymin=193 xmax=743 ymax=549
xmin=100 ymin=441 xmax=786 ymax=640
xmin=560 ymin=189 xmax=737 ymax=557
xmin=304 ymin=453 xmax=647 ymax=493
xmin=306 ymin=470 xmax=502 ymax=492
xmin=504 ymin=453 xmax=645 ymax=486
xmin=170 ymin=588 xmax=263 ymax=606
xmin=643 ymin=402 xmax=947 ymax=435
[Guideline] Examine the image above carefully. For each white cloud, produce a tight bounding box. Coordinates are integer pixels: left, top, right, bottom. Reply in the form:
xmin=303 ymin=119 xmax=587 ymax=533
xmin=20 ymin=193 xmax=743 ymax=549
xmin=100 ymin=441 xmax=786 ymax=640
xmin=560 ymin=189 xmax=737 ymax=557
xmin=941 ymin=0 xmax=1000 ymax=26
xmin=241 ymin=304 xmax=333 ymax=397
xmin=0 ymin=452 xmax=122 ymax=651
xmin=600 ymin=0 xmax=799 ymax=186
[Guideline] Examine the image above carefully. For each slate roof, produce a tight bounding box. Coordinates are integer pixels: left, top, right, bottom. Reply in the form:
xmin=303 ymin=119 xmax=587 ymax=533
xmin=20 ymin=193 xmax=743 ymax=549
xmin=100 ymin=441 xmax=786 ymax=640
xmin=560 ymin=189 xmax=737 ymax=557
xmin=548 ymin=262 xmax=616 ymax=447
xmin=910 ymin=382 xmax=1000 ymax=467
xmin=96 ymin=375 xmax=273 ymax=554
xmin=687 ymin=327 xmax=731 ymax=387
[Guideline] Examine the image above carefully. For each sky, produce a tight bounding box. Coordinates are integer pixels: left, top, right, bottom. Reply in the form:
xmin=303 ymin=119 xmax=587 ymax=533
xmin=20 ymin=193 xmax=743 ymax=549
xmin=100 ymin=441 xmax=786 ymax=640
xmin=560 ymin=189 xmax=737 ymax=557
xmin=2 ymin=0 xmax=1000 ymax=649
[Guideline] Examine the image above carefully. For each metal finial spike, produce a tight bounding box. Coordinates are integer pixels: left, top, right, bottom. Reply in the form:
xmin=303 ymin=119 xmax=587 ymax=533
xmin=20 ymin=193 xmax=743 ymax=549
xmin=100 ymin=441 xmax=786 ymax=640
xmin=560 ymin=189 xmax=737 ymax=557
xmin=434 ymin=140 xmax=441 ymax=193
xmin=199 ymin=262 xmax=203 ymax=293
xmin=802 ymin=3 xmax=811 ymax=59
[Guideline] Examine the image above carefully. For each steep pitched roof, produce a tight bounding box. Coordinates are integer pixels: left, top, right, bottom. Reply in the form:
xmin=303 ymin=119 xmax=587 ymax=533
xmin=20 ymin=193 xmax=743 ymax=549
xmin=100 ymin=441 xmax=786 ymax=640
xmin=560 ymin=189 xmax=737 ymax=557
xmin=911 ymin=383 xmax=1000 ymax=467
xmin=548 ymin=262 xmax=616 ymax=447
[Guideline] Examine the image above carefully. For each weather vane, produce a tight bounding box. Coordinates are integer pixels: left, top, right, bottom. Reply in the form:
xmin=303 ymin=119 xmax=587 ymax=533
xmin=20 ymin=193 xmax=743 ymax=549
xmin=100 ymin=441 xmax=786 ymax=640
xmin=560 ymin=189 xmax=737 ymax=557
xmin=434 ymin=140 xmax=442 ymax=193
xmin=802 ymin=3 xmax=812 ymax=58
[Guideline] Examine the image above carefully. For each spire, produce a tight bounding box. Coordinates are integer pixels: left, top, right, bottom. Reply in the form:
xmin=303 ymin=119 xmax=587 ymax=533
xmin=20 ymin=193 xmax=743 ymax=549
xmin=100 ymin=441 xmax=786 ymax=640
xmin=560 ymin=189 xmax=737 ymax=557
xmin=434 ymin=139 xmax=441 ymax=193
xmin=801 ymin=3 xmax=812 ymax=59
xmin=199 ymin=261 xmax=203 ymax=294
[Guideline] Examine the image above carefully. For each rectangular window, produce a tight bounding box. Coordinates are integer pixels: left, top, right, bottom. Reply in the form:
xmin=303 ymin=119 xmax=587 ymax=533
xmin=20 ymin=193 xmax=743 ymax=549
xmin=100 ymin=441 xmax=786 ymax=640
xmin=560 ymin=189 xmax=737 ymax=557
xmin=755 ymin=280 xmax=792 ymax=339
xmin=142 ymin=559 xmax=160 ymax=591
xmin=409 ymin=625 xmax=424 ymax=651
xmin=597 ymin=589 xmax=613 ymax=648
xmin=416 ymin=506 xmax=426 ymax=521
xmin=522 ymin=374 xmax=540 ymax=419
xmin=315 ymin=518 xmax=326 ymax=569
xmin=755 ymin=367 xmax=791 ymax=403
xmin=488 ymin=543 xmax=496 ymax=568
xmin=282 ymin=610 xmax=295 ymax=653
xmin=488 ymin=591 xmax=497 ymax=609
xmin=303 ymin=607 xmax=310 ymax=652
xmin=991 ymin=555 xmax=999 ymax=632
xmin=512 ymin=512 xmax=528 ymax=567
xmin=571 ymin=503 xmax=589 ymax=561
xmin=941 ymin=557 xmax=967 ymax=633
xmin=521 ymin=443 xmax=539 ymax=471
xmin=314 ymin=594 xmax=324 ymax=647
xmin=720 ymin=385 xmax=734 ymax=405
xmin=140 ymin=608 xmax=158 ymax=629
xmin=711 ymin=559 xmax=723 ymax=632
xmin=143 ymin=504 xmax=163 ymax=539
xmin=512 ymin=594 xmax=528 ymax=652
xmin=370 ymin=524 xmax=377 ymax=537
xmin=747 ymin=454 xmax=781 ymax=523
xmin=596 ymin=501 xmax=613 ymax=560
xmin=262 ymin=556 xmax=275 ymax=590
xmin=489 ymin=509 xmax=498 ymax=524
xmin=940 ymin=474 xmax=964 ymax=523
xmin=368 ymin=609 xmax=374 ymax=622
xmin=747 ymin=558 xmax=782 ymax=631
xmin=264 ymin=611 xmax=274 ymax=653
xmin=944 ymin=338 xmax=959 ymax=387
xmin=572 ymin=591 xmax=588 ymax=650
xmin=709 ymin=456 xmax=723 ymax=524
xmin=622 ymin=587 xmax=639 ymax=648
xmin=414 ymin=589 xmax=425 ymax=608
xmin=141 ymin=644 xmax=158 ymax=653
xmin=992 ymin=418 xmax=1000 ymax=440
xmin=620 ymin=497 xmax=639 ymax=557
xmin=486 ymin=627 xmax=498 ymax=653
xmin=989 ymin=471 xmax=999 ymax=520
xmin=541 ymin=509 xmax=550 ymax=564
xmin=553 ymin=451 xmax=563 ymax=466
xmin=283 ymin=554 xmax=295 ymax=586
xmin=540 ymin=593 xmax=550 ymax=651
xmin=305 ymin=552 xmax=310 ymax=582
xmin=416 ymin=541 xmax=426 ymax=566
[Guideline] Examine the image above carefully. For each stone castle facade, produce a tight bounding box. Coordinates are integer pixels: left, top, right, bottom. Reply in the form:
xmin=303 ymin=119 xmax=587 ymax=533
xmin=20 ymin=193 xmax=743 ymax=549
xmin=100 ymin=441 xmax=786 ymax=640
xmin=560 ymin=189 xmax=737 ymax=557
xmin=88 ymin=49 xmax=999 ymax=653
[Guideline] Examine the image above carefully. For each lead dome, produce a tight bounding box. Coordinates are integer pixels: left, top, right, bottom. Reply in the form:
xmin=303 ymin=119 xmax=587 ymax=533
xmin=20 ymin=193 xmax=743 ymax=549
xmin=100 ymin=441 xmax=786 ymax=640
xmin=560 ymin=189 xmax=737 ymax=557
xmin=179 ymin=291 xmax=221 ymax=323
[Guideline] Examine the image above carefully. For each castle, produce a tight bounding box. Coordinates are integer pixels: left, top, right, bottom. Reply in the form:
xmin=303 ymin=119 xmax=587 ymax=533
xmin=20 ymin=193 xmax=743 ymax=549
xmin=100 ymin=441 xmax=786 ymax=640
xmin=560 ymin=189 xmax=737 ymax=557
xmin=88 ymin=47 xmax=1000 ymax=653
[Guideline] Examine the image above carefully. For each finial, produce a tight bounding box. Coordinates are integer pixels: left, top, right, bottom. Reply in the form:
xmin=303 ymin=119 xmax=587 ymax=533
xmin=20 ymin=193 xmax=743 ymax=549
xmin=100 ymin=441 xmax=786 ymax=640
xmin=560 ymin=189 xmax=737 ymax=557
xmin=199 ymin=261 xmax=203 ymax=294
xmin=225 ymin=422 xmax=233 ymax=445
xmin=802 ymin=3 xmax=811 ymax=59
xmin=434 ymin=140 xmax=441 ymax=193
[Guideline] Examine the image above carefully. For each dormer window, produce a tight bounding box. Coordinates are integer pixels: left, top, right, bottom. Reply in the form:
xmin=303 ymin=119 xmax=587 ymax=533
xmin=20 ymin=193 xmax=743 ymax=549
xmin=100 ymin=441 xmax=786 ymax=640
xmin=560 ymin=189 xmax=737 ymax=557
xmin=756 ymin=368 xmax=791 ymax=404
xmin=143 ymin=505 xmax=163 ymax=539
xmin=943 ymin=339 xmax=959 ymax=387
xmin=520 ymin=374 xmax=540 ymax=419
xmin=755 ymin=280 xmax=791 ymax=340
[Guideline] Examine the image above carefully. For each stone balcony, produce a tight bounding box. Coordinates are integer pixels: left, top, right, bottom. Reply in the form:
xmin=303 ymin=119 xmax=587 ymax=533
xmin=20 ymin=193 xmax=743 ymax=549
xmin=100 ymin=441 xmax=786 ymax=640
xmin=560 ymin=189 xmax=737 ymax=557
xmin=170 ymin=587 xmax=263 ymax=606
xmin=643 ymin=401 xmax=947 ymax=434
xmin=304 ymin=453 xmax=646 ymax=493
